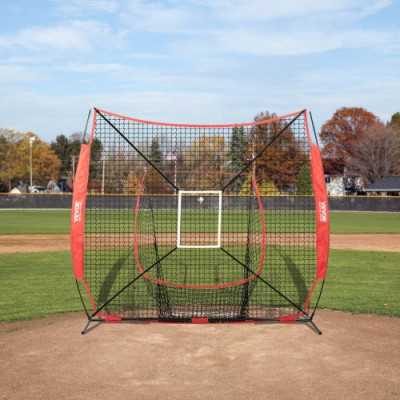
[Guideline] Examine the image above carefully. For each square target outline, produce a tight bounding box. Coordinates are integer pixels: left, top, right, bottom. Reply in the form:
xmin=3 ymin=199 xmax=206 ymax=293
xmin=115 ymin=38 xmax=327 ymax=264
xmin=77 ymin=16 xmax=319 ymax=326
xmin=177 ymin=190 xmax=222 ymax=248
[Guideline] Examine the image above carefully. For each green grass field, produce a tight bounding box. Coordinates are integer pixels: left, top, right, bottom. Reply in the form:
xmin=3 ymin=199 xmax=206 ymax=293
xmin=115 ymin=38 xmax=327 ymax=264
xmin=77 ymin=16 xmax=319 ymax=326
xmin=0 ymin=249 xmax=398 ymax=322
xmin=1 ymin=209 xmax=400 ymax=234
xmin=0 ymin=209 xmax=399 ymax=322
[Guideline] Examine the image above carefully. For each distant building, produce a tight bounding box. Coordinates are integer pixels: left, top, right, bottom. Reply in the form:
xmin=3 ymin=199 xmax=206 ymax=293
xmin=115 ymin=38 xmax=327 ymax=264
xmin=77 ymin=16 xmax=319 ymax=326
xmin=364 ymin=176 xmax=400 ymax=196
xmin=325 ymin=175 xmax=345 ymax=195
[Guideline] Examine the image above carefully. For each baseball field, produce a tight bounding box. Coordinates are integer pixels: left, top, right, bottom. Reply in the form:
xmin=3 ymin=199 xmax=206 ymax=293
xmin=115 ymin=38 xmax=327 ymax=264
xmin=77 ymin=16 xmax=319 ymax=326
xmin=0 ymin=209 xmax=399 ymax=399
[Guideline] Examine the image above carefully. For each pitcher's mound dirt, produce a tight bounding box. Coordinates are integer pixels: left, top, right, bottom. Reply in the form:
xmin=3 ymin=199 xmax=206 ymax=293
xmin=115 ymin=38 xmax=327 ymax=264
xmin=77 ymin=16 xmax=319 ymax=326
xmin=0 ymin=310 xmax=399 ymax=400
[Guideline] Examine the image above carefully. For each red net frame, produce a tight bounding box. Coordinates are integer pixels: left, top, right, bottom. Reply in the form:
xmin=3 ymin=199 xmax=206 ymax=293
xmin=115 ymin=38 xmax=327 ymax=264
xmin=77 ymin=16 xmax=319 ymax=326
xmin=71 ymin=108 xmax=329 ymax=334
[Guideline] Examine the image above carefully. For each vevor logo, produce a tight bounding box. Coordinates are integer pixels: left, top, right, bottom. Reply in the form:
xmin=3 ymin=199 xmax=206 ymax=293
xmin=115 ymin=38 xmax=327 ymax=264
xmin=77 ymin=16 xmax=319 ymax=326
xmin=73 ymin=201 xmax=82 ymax=223
xmin=319 ymin=201 xmax=327 ymax=223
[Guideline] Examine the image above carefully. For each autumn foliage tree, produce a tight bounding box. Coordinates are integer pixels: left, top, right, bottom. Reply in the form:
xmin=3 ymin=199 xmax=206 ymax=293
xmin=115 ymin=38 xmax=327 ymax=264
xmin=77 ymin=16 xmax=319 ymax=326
xmin=239 ymin=176 xmax=252 ymax=196
xmin=346 ymin=122 xmax=400 ymax=186
xmin=183 ymin=135 xmax=228 ymax=189
xmin=17 ymin=134 xmax=61 ymax=186
xmin=245 ymin=111 xmax=308 ymax=190
xmin=0 ymin=130 xmax=61 ymax=190
xmin=126 ymin=170 xmax=140 ymax=194
xmin=320 ymin=107 xmax=378 ymax=176
xmin=258 ymin=180 xmax=280 ymax=196
xmin=0 ymin=130 xmax=25 ymax=191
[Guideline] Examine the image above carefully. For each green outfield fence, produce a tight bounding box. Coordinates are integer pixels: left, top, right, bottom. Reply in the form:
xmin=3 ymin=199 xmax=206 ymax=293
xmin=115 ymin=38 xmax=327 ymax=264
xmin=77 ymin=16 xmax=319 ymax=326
xmin=0 ymin=193 xmax=399 ymax=212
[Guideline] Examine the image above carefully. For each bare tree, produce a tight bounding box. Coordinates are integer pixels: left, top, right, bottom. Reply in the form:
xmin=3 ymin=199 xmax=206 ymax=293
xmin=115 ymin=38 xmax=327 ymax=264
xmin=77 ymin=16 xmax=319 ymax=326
xmin=347 ymin=122 xmax=400 ymax=186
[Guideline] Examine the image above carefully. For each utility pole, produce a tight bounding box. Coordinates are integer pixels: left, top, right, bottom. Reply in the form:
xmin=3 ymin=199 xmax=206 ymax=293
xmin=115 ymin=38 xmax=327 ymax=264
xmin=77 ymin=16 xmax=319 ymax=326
xmin=252 ymin=140 xmax=256 ymax=179
xmin=165 ymin=152 xmax=177 ymax=193
xmin=29 ymin=137 xmax=36 ymax=189
xmin=101 ymin=157 xmax=105 ymax=195
xmin=71 ymin=155 xmax=76 ymax=186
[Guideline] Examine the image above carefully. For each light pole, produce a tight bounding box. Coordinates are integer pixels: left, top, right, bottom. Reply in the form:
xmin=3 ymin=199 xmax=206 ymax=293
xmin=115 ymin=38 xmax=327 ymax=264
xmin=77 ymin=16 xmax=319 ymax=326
xmin=71 ymin=155 xmax=76 ymax=186
xmin=29 ymin=137 xmax=36 ymax=189
xmin=165 ymin=152 xmax=177 ymax=192
xmin=101 ymin=156 xmax=105 ymax=195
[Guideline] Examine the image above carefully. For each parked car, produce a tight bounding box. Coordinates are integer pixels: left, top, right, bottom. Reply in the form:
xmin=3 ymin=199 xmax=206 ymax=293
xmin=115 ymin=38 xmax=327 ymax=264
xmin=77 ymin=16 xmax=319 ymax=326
xmin=28 ymin=186 xmax=47 ymax=193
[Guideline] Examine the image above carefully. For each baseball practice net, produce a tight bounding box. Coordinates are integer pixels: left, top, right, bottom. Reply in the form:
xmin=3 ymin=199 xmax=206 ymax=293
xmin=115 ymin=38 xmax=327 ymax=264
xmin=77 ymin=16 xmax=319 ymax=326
xmin=71 ymin=108 xmax=329 ymax=334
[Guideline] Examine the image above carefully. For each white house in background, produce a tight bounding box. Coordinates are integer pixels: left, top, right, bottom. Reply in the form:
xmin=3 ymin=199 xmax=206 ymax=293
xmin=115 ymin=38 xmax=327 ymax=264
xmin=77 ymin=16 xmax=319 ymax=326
xmin=325 ymin=175 xmax=345 ymax=195
xmin=325 ymin=173 xmax=365 ymax=196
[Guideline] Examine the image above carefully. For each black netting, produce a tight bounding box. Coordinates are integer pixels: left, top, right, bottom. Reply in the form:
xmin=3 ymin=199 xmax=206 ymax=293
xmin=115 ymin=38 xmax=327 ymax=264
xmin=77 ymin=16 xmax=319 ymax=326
xmin=83 ymin=109 xmax=318 ymax=322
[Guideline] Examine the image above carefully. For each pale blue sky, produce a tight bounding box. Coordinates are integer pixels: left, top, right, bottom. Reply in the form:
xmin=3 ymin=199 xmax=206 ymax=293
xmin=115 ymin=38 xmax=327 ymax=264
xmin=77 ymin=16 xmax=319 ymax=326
xmin=0 ymin=0 xmax=399 ymax=141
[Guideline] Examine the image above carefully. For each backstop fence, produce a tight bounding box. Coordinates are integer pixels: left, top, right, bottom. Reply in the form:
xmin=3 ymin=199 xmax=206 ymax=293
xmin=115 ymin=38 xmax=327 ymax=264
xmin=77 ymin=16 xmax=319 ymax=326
xmin=1 ymin=193 xmax=399 ymax=212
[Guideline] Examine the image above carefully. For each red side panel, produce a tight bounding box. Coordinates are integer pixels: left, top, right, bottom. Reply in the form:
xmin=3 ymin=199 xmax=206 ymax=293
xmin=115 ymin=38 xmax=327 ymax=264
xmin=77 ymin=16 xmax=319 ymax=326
xmin=310 ymin=145 xmax=330 ymax=280
xmin=70 ymin=144 xmax=91 ymax=279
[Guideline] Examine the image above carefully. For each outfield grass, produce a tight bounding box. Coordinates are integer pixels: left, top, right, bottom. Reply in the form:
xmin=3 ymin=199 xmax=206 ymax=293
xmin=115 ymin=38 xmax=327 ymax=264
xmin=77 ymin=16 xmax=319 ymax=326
xmin=0 ymin=249 xmax=399 ymax=322
xmin=0 ymin=210 xmax=71 ymax=234
xmin=318 ymin=250 xmax=400 ymax=316
xmin=1 ymin=209 xmax=400 ymax=234
xmin=0 ymin=252 xmax=83 ymax=321
xmin=329 ymin=211 xmax=400 ymax=234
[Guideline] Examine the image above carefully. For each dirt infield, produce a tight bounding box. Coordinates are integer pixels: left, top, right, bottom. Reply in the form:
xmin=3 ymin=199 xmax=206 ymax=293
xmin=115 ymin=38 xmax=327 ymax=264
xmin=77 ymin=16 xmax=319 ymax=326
xmin=1 ymin=233 xmax=400 ymax=254
xmin=0 ymin=310 xmax=399 ymax=400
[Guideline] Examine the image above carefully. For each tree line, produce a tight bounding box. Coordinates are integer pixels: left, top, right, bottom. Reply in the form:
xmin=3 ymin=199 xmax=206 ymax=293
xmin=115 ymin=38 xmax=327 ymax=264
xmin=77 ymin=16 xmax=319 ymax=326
xmin=320 ymin=108 xmax=400 ymax=188
xmin=140 ymin=111 xmax=312 ymax=195
xmin=1 ymin=107 xmax=398 ymax=194
xmin=0 ymin=130 xmax=101 ymax=192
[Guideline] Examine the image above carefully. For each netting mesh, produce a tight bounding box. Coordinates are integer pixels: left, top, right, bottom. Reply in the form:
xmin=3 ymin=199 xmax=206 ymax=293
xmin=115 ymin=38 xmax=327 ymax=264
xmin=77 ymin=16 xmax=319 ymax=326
xmin=83 ymin=109 xmax=318 ymax=321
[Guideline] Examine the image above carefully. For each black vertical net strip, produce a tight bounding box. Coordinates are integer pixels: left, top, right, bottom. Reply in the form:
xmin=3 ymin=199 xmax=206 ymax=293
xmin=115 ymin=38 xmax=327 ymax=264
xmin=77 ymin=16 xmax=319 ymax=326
xmin=83 ymin=110 xmax=319 ymax=321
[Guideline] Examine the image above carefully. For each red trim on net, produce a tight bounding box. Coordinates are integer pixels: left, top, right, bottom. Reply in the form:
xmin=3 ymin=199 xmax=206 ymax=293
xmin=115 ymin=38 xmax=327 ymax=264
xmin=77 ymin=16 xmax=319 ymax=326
xmin=134 ymin=173 xmax=266 ymax=289
xmin=82 ymin=279 xmax=97 ymax=312
xmin=303 ymin=279 xmax=318 ymax=312
xmin=103 ymin=315 xmax=123 ymax=323
xmin=304 ymin=110 xmax=313 ymax=150
xmin=103 ymin=318 xmax=264 ymax=324
xmin=253 ymin=174 xmax=266 ymax=272
xmin=279 ymin=315 xmax=297 ymax=323
xmin=88 ymin=108 xmax=97 ymax=145
xmin=94 ymin=318 xmax=285 ymax=324
xmin=95 ymin=108 xmax=303 ymax=129
xmin=192 ymin=318 xmax=209 ymax=324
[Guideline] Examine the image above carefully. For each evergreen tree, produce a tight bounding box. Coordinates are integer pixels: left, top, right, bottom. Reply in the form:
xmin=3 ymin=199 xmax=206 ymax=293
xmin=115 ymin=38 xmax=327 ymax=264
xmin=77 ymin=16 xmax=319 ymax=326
xmin=297 ymin=165 xmax=313 ymax=195
xmin=51 ymin=133 xmax=102 ymax=177
xmin=389 ymin=112 xmax=400 ymax=131
xmin=50 ymin=135 xmax=71 ymax=175
xmin=150 ymin=138 xmax=163 ymax=170
xmin=229 ymin=126 xmax=247 ymax=193
xmin=230 ymin=126 xmax=247 ymax=171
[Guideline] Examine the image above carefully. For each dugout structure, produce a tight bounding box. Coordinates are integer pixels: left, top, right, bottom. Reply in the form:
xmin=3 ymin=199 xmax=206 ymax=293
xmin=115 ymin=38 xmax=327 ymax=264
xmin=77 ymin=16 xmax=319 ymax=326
xmin=71 ymin=108 xmax=329 ymax=334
